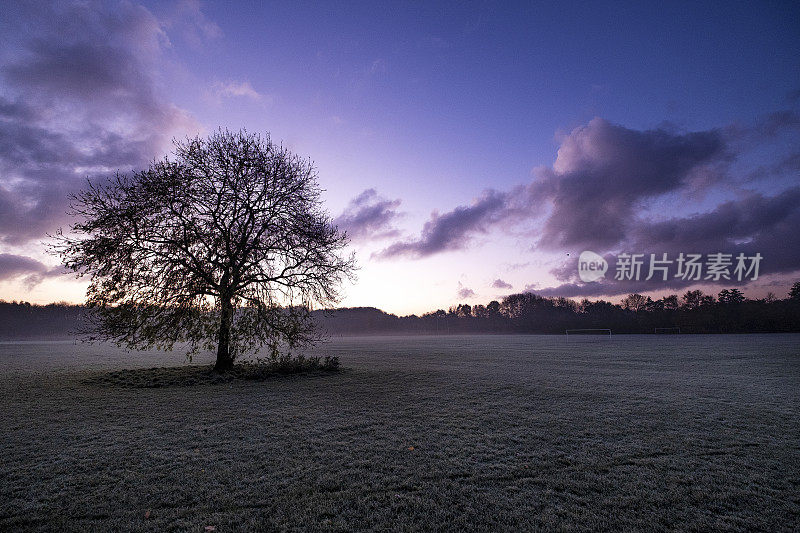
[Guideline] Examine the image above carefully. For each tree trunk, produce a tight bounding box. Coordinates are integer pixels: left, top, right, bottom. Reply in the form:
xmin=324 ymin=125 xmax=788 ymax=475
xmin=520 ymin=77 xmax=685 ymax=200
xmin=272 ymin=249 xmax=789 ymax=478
xmin=214 ymin=296 xmax=234 ymax=372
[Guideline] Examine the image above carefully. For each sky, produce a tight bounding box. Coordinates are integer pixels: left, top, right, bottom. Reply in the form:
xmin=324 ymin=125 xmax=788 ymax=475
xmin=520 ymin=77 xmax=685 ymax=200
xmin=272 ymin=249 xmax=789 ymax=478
xmin=0 ymin=0 xmax=799 ymax=315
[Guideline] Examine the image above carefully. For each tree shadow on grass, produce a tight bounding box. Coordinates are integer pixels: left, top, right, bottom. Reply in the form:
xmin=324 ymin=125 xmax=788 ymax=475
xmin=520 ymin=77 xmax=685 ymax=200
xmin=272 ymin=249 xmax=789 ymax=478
xmin=83 ymin=356 xmax=340 ymax=388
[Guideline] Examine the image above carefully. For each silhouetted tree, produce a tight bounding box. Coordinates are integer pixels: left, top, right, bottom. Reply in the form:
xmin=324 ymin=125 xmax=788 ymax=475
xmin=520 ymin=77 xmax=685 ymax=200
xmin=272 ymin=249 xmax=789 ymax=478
xmin=682 ymin=290 xmax=705 ymax=309
xmin=501 ymin=292 xmax=547 ymax=318
xmin=718 ymin=288 xmax=745 ymax=304
xmin=553 ymin=297 xmax=577 ymax=312
xmin=622 ymin=293 xmax=650 ymax=312
xmin=661 ymin=294 xmax=679 ymax=310
xmin=55 ymin=129 xmax=355 ymax=371
xmin=790 ymin=281 xmax=800 ymax=301
xmin=700 ymin=294 xmax=716 ymax=307
xmin=455 ymin=304 xmax=472 ymax=317
xmin=647 ymin=298 xmax=665 ymax=312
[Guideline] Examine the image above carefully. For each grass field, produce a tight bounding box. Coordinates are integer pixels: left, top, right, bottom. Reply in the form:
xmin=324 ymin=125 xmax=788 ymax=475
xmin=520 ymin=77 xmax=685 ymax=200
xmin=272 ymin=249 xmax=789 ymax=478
xmin=1 ymin=334 xmax=799 ymax=531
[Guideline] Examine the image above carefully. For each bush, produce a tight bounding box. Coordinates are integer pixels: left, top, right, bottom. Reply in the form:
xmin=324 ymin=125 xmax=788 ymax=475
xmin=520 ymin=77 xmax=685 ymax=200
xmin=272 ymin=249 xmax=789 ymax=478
xmin=236 ymin=354 xmax=340 ymax=379
xmin=84 ymin=354 xmax=340 ymax=388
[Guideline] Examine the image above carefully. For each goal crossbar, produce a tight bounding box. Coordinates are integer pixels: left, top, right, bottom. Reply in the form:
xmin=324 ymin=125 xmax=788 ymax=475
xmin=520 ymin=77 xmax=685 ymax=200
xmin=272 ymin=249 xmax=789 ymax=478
xmin=654 ymin=327 xmax=681 ymax=334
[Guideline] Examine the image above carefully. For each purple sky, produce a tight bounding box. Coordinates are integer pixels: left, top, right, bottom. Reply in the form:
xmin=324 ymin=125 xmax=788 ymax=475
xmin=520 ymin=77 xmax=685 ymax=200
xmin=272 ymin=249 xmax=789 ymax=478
xmin=0 ymin=0 xmax=799 ymax=314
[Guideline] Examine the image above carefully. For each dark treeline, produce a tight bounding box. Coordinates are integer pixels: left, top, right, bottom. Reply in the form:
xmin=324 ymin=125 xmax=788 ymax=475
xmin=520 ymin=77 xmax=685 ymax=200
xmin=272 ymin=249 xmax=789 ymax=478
xmin=3 ymin=283 xmax=800 ymax=339
xmin=316 ymin=285 xmax=800 ymax=335
xmin=0 ymin=301 xmax=87 ymax=339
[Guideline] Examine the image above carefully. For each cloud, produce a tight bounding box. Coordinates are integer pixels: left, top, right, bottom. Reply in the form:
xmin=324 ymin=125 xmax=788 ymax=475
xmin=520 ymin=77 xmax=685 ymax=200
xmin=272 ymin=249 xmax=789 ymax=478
xmin=532 ymin=118 xmax=728 ymax=251
xmin=533 ymin=120 xmax=800 ymax=297
xmin=376 ymin=115 xmax=799 ymax=297
xmin=210 ymin=80 xmax=268 ymax=103
xmin=377 ymin=119 xmax=730 ymax=259
xmin=538 ymin=188 xmax=800 ymax=296
xmin=375 ymin=189 xmax=510 ymax=258
xmin=491 ymin=278 xmax=513 ymax=289
xmin=334 ymin=189 xmax=402 ymax=242
xmin=0 ymin=0 xmax=201 ymax=245
xmin=505 ymin=262 xmax=530 ymax=271
xmin=745 ymin=150 xmax=800 ymax=182
xmin=755 ymin=110 xmax=800 ymax=137
xmin=0 ymin=253 xmax=62 ymax=288
xmin=627 ymin=187 xmax=800 ymax=272
xmin=163 ymin=0 xmax=222 ymax=48
xmin=457 ymin=285 xmax=476 ymax=299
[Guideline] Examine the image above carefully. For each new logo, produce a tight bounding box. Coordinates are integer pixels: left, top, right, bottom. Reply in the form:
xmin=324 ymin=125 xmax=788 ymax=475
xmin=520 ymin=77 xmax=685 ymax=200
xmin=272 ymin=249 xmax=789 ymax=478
xmin=578 ymin=251 xmax=607 ymax=282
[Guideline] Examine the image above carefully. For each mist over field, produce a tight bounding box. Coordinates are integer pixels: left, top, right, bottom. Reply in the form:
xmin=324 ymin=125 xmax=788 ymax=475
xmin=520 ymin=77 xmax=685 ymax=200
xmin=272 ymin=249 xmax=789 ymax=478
xmin=2 ymin=293 xmax=800 ymax=341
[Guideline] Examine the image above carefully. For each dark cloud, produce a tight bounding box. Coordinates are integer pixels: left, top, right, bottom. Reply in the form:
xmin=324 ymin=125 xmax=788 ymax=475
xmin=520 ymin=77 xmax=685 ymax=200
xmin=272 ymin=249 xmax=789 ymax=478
xmin=537 ymin=279 xmax=649 ymax=298
xmin=491 ymin=278 xmax=512 ymax=289
xmin=745 ymin=150 xmax=800 ymax=182
xmin=538 ymin=188 xmax=800 ymax=297
xmin=532 ymin=118 xmax=727 ymax=250
xmin=535 ymin=272 xmax=757 ymax=299
xmin=628 ymin=187 xmax=800 ymax=272
xmin=334 ymin=189 xmax=402 ymax=242
xmin=0 ymin=0 xmax=200 ymax=245
xmin=533 ymin=120 xmax=800 ymax=297
xmin=375 ymin=190 xmax=509 ymax=258
xmin=0 ymin=253 xmax=62 ymax=288
xmin=757 ymin=110 xmax=800 ymax=137
xmin=537 ymin=249 xmax=714 ymax=297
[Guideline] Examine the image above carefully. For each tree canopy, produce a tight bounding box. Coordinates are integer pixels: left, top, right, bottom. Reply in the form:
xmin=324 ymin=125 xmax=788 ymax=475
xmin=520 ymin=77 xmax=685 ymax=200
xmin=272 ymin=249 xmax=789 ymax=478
xmin=55 ymin=129 xmax=355 ymax=371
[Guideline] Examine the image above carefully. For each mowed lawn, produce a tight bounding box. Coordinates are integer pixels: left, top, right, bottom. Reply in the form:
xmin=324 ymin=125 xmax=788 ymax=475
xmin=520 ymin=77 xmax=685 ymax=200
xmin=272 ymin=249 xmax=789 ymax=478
xmin=1 ymin=335 xmax=798 ymax=531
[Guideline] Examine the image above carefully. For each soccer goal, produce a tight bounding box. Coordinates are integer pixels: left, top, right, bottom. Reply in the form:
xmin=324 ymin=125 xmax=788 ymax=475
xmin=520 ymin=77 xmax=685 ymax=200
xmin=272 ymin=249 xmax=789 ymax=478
xmin=654 ymin=327 xmax=681 ymax=334
xmin=565 ymin=328 xmax=612 ymax=336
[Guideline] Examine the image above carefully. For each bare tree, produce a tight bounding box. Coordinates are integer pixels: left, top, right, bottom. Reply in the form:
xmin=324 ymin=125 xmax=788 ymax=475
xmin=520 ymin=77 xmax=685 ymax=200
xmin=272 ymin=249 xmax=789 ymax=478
xmin=54 ymin=129 xmax=355 ymax=372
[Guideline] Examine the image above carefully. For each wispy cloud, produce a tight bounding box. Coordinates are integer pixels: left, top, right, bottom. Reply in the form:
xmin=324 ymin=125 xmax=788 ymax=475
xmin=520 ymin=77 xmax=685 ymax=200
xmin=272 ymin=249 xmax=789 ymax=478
xmin=0 ymin=253 xmax=63 ymax=288
xmin=375 ymin=190 xmax=510 ymax=259
xmin=163 ymin=0 xmax=222 ymax=48
xmin=491 ymin=279 xmax=513 ymax=289
xmin=210 ymin=80 xmax=269 ymax=103
xmin=457 ymin=283 xmax=476 ymax=299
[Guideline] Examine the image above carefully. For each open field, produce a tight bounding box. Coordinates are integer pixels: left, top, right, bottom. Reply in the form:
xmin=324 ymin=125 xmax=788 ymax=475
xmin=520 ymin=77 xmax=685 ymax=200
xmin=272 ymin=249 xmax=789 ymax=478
xmin=1 ymin=335 xmax=799 ymax=531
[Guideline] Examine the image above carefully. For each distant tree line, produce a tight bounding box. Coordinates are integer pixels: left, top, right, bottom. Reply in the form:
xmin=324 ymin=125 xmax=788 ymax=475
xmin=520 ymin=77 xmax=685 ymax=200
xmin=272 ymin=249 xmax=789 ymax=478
xmin=2 ymin=282 xmax=800 ymax=339
xmin=315 ymin=283 xmax=800 ymax=335
xmin=0 ymin=301 xmax=87 ymax=339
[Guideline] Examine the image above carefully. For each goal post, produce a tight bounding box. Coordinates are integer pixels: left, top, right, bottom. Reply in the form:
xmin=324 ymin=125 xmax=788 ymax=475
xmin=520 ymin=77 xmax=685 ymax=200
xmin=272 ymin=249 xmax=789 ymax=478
xmin=654 ymin=327 xmax=681 ymax=334
xmin=565 ymin=328 xmax=612 ymax=336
